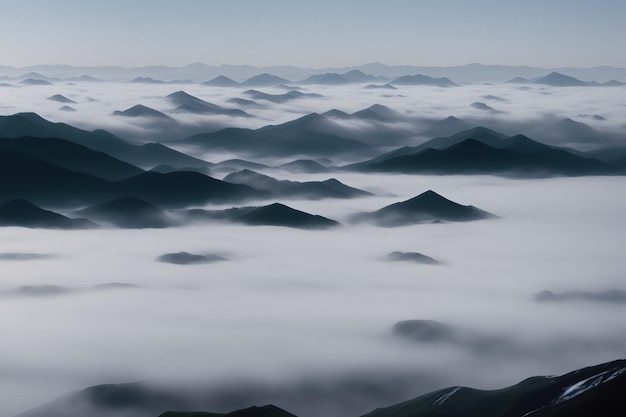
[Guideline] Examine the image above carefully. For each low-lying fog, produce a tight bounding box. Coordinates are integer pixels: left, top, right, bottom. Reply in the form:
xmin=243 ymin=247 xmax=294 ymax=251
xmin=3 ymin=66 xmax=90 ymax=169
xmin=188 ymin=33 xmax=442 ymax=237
xmin=1 ymin=173 xmax=625 ymax=416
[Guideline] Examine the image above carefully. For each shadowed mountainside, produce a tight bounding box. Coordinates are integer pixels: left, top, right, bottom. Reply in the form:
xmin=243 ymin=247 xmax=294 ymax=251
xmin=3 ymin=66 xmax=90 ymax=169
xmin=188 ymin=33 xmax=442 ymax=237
xmin=186 ymin=202 xmax=339 ymax=229
xmin=113 ymin=104 xmax=175 ymax=120
xmin=353 ymin=190 xmax=496 ymax=227
xmin=0 ymin=112 xmax=210 ymax=169
xmin=348 ymin=127 xmax=614 ymax=176
xmin=0 ymin=199 xmax=96 ymax=229
xmin=75 ymin=196 xmax=175 ymax=228
xmin=0 ymin=136 xmax=144 ymax=181
xmin=166 ymin=91 xmax=252 ymax=117
xmin=181 ymin=113 xmax=367 ymax=157
xmin=223 ymin=170 xmax=370 ymax=200
xmin=0 ymin=151 xmax=259 ymax=208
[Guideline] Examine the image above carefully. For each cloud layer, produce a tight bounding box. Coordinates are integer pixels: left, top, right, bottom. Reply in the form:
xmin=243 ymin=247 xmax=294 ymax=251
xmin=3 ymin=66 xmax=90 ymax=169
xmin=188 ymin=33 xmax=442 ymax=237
xmin=0 ymin=80 xmax=625 ymax=416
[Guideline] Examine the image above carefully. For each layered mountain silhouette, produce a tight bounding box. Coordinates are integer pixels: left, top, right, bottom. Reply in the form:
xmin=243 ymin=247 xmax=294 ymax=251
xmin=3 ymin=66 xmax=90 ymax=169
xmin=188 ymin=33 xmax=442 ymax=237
xmin=418 ymin=116 xmax=475 ymax=138
xmin=130 ymin=76 xmax=166 ymax=84
xmin=211 ymin=159 xmax=271 ymax=174
xmin=166 ymin=91 xmax=252 ymax=117
xmin=0 ymin=150 xmax=258 ymax=208
xmin=505 ymin=71 xmax=625 ymax=87
xmin=112 ymin=171 xmax=260 ymax=208
xmin=301 ymin=72 xmax=350 ymax=85
xmin=0 ymin=199 xmax=95 ymax=229
xmin=323 ymin=104 xmax=405 ymax=123
xmin=113 ymin=104 xmax=174 ymax=120
xmin=76 ymin=197 xmax=174 ymax=228
xmin=349 ymin=127 xmax=614 ymax=176
xmin=279 ymin=159 xmax=331 ymax=173
xmin=242 ymin=89 xmax=322 ymax=104
xmin=0 ymin=112 xmax=210 ymax=169
xmin=186 ymin=203 xmax=339 ymax=229
xmin=181 ymin=113 xmax=367 ymax=157
xmin=0 ymin=150 xmax=112 ymax=206
xmin=202 ymin=75 xmax=240 ymax=87
xmin=353 ymin=104 xmax=405 ymax=121
xmin=391 ymin=74 xmax=457 ymax=87
xmin=149 ymin=164 xmax=210 ymax=175
xmin=0 ymin=136 xmax=144 ymax=181
xmin=241 ymin=73 xmax=290 ymax=87
xmin=300 ymin=70 xmax=384 ymax=85
xmin=528 ymin=118 xmax=615 ymax=147
xmin=353 ymin=190 xmax=496 ymax=227
xmin=223 ymin=170 xmax=369 ymax=199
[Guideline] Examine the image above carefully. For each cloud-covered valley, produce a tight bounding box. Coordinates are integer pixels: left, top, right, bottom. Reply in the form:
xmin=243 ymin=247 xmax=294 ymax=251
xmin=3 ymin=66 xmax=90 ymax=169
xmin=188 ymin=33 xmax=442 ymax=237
xmin=0 ymin=75 xmax=625 ymax=417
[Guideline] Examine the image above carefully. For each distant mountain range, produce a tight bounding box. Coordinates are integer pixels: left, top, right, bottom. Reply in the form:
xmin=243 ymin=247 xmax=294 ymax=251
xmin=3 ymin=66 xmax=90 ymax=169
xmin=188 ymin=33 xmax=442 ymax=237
xmin=2 ymin=63 xmax=624 ymax=83
xmin=506 ymin=71 xmax=625 ymax=87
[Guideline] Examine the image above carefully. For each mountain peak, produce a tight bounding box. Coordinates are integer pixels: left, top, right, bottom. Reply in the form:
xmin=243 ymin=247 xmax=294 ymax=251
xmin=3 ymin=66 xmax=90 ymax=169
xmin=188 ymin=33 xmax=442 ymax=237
xmin=534 ymin=72 xmax=588 ymax=86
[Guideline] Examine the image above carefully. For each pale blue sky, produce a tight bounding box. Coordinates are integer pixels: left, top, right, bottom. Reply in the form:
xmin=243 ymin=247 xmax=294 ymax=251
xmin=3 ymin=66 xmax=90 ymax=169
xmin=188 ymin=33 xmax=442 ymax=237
xmin=2 ymin=0 xmax=625 ymax=68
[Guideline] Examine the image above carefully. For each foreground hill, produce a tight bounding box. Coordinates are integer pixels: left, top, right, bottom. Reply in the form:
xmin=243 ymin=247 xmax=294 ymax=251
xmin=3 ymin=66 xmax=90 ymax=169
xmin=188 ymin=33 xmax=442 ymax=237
xmin=15 ymin=359 xmax=625 ymax=417
xmin=362 ymin=359 xmax=626 ymax=417
xmin=353 ymin=190 xmax=496 ymax=227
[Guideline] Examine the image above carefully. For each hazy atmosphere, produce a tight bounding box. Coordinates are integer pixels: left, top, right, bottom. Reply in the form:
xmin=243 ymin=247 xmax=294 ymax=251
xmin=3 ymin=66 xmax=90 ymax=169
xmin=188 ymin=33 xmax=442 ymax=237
xmin=1 ymin=2 xmax=625 ymax=417
xmin=2 ymin=0 xmax=626 ymax=68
